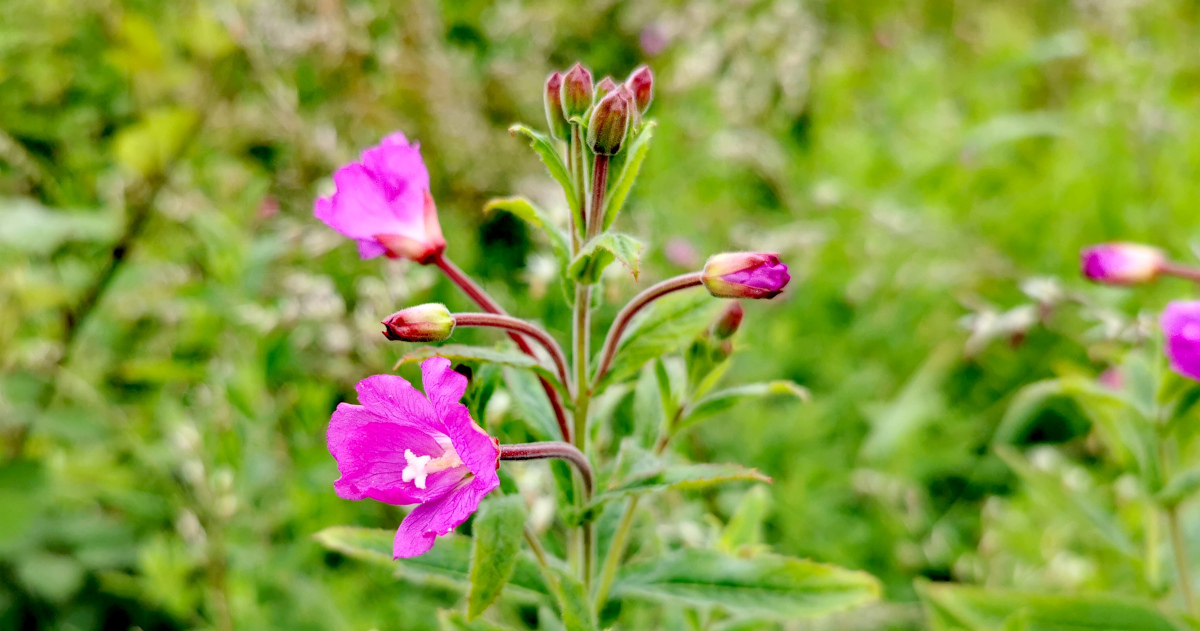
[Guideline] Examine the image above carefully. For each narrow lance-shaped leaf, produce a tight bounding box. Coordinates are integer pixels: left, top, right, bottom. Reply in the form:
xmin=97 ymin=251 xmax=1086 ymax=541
xmin=484 ymin=197 xmax=570 ymax=273
xmin=569 ymin=233 xmax=644 ymax=284
xmin=547 ymin=566 xmax=597 ymax=631
xmin=595 ymin=291 xmax=723 ymax=391
xmin=680 ymin=381 xmax=810 ymax=431
xmin=394 ymin=345 xmax=565 ymax=394
xmin=603 ymin=121 xmax=656 ymax=230
xmin=468 ymin=495 xmax=528 ymax=619
xmin=610 ymin=549 xmax=880 ymax=618
xmin=508 ymin=124 xmax=580 ymax=230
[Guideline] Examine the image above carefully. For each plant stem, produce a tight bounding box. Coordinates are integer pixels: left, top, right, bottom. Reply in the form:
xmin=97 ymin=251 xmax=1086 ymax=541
xmin=594 ymin=495 xmax=637 ymax=606
xmin=435 ymin=255 xmax=572 ymax=441
xmin=1168 ymin=505 xmax=1196 ymax=616
xmin=587 ymin=155 xmax=609 ymax=239
xmin=500 ymin=441 xmax=594 ymax=497
xmin=592 ymin=272 xmax=705 ymax=387
xmin=1162 ymin=262 xmax=1200 ymax=283
xmin=570 ymin=125 xmax=587 ymax=242
xmin=454 ymin=312 xmax=572 ymax=396
xmin=572 ymin=282 xmax=594 ymax=587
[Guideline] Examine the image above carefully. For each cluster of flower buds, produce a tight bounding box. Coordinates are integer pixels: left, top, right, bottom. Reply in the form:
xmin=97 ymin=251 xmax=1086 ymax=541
xmin=1080 ymin=241 xmax=1200 ymax=382
xmin=544 ymin=62 xmax=654 ymax=156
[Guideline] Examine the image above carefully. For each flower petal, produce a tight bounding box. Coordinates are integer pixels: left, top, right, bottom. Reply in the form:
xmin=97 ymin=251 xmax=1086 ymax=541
xmin=392 ymin=475 xmax=498 ymax=559
xmin=1163 ymin=301 xmax=1200 ymax=382
xmin=327 ymin=402 xmax=445 ymax=505
xmin=420 ymin=357 xmax=469 ymax=421
xmin=354 ymin=374 xmax=444 ymax=436
xmin=357 ymin=238 xmax=387 ymax=259
xmin=327 ymin=164 xmax=424 ymax=241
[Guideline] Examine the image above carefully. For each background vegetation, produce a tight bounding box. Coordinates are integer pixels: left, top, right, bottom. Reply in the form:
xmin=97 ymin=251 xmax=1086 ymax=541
xmin=3 ymin=0 xmax=1200 ymax=628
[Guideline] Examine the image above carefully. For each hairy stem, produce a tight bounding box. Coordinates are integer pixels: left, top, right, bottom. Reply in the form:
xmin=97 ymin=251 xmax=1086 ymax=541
xmin=1168 ymin=505 xmax=1196 ymax=615
xmin=500 ymin=441 xmax=593 ymax=498
xmin=586 ymin=155 xmax=610 ymax=239
xmin=592 ymin=272 xmax=705 ymax=387
xmin=570 ymin=125 xmax=587 ymax=242
xmin=435 ymin=255 xmax=572 ymax=441
xmin=454 ymin=312 xmax=571 ymax=396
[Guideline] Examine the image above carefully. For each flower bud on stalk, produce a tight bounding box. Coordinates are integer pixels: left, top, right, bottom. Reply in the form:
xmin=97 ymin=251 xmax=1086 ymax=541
xmin=587 ymin=89 xmax=634 ymax=156
xmin=594 ymin=76 xmax=618 ymax=102
xmin=713 ymin=301 xmax=744 ymax=339
xmin=1080 ymin=243 xmax=1165 ymax=285
xmin=625 ymin=65 xmax=654 ymax=115
xmin=561 ymin=63 xmax=594 ymax=121
xmin=544 ymin=71 xmax=571 ymax=140
xmin=702 ymin=252 xmax=790 ymax=299
xmin=382 ymin=303 xmax=455 ymax=342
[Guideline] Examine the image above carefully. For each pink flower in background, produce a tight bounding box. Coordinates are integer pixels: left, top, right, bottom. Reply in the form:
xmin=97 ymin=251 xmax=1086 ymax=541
xmin=702 ymin=252 xmax=791 ymax=299
xmin=664 ymin=237 xmax=700 ymax=268
xmin=327 ymin=357 xmax=499 ymax=558
xmin=1080 ymin=243 xmax=1164 ymax=285
xmin=1162 ymin=301 xmax=1200 ymax=382
xmin=314 ymin=132 xmax=446 ymax=263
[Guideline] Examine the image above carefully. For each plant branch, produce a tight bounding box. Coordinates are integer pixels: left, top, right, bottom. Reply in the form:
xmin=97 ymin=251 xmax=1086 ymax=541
xmin=434 ymin=254 xmax=572 ymax=441
xmin=1168 ymin=504 xmax=1196 ymax=616
xmin=586 ymin=155 xmax=609 ymax=239
xmin=500 ymin=441 xmax=593 ymax=498
xmin=1162 ymin=262 xmax=1200 ymax=284
xmin=592 ymin=272 xmax=704 ymax=387
xmin=454 ymin=312 xmax=572 ymax=396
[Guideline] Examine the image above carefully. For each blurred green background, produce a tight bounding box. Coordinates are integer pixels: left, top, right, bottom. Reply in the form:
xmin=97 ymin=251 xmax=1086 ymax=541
xmin=4 ymin=0 xmax=1200 ymax=628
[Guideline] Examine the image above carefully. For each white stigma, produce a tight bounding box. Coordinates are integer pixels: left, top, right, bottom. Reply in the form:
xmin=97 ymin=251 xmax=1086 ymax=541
xmin=402 ymin=449 xmax=433 ymax=490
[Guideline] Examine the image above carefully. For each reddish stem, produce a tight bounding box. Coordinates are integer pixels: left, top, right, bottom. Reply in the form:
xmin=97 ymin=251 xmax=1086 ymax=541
xmin=435 ymin=254 xmax=573 ymax=441
xmin=1162 ymin=262 xmax=1200 ymax=283
xmin=592 ymin=272 xmax=704 ymax=387
xmin=454 ymin=313 xmax=571 ymax=394
xmin=500 ymin=441 xmax=593 ymax=497
xmin=586 ymin=155 xmax=610 ymax=239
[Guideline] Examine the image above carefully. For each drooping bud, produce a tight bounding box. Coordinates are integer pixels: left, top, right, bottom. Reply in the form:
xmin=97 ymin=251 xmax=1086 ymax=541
xmin=561 ymin=63 xmax=594 ymax=121
xmin=702 ymin=252 xmax=791 ymax=299
xmin=625 ymin=65 xmax=654 ymax=115
xmin=586 ymin=89 xmax=633 ymax=155
xmin=1162 ymin=300 xmax=1200 ymax=382
xmin=544 ymin=71 xmax=571 ymax=140
xmin=713 ymin=302 xmax=744 ymax=339
xmin=382 ymin=303 xmax=455 ymax=342
xmin=594 ymin=76 xmax=618 ymax=102
xmin=1080 ymin=243 xmax=1165 ymax=285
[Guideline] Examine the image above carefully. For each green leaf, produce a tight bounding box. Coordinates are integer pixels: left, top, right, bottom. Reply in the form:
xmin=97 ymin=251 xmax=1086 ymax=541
xmin=611 ymin=549 xmax=880 ymax=619
xmin=1156 ymin=465 xmax=1200 ymax=507
xmin=994 ymin=447 xmax=1138 ymax=559
xmin=16 ymin=552 xmax=85 ymax=603
xmin=596 ymin=291 xmax=723 ymax=390
xmin=569 ymin=233 xmax=644 ymax=284
xmin=468 ymin=496 xmax=528 ymax=619
xmin=916 ymin=581 xmax=1179 ymax=631
xmin=508 ymin=124 xmax=580 ymax=230
xmin=438 ymin=610 xmax=516 ymax=631
xmin=603 ymin=121 xmax=656 ymax=230
xmin=547 ymin=565 xmax=597 ymax=631
xmin=113 ymin=107 xmax=199 ymax=177
xmin=594 ymin=445 xmax=771 ymax=508
xmin=313 ymin=527 xmax=549 ymax=599
xmin=395 ymin=345 xmax=563 ymax=392
xmin=680 ymin=381 xmax=810 ymax=431
xmin=633 ymin=364 xmax=667 ymax=446
xmin=502 ymin=367 xmax=561 ymax=441
xmin=719 ymin=486 xmax=771 ymax=554
xmin=0 ymin=199 xmax=121 ymax=256
xmin=484 ymin=196 xmax=570 ymax=272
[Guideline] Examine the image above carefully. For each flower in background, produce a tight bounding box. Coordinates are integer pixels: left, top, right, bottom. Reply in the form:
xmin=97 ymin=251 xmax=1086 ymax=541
xmin=702 ymin=252 xmax=790 ymax=299
xmin=327 ymin=357 xmax=499 ymax=558
xmin=1162 ymin=301 xmax=1200 ymax=382
xmin=1080 ymin=243 xmax=1164 ymax=285
xmin=314 ymin=133 xmax=446 ymax=263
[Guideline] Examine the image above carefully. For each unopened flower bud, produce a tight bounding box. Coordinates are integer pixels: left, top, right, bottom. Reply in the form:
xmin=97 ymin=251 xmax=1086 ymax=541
xmin=702 ymin=252 xmax=791 ymax=299
xmin=594 ymin=76 xmax=618 ymax=102
xmin=713 ymin=302 xmax=744 ymax=339
xmin=544 ymin=71 xmax=570 ymax=140
xmin=1080 ymin=243 xmax=1165 ymax=285
xmin=625 ymin=65 xmax=654 ymax=114
xmin=586 ymin=89 xmax=633 ymax=155
xmin=561 ymin=63 xmax=594 ymax=120
xmin=382 ymin=303 xmax=455 ymax=342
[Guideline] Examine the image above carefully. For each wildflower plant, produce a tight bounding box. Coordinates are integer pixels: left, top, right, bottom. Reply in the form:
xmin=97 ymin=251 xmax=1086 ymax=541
xmin=311 ymin=63 xmax=880 ymax=628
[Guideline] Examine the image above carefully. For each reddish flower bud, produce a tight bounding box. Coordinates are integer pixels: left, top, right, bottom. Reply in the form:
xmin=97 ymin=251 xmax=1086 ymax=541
xmin=702 ymin=252 xmax=790 ymax=299
xmin=713 ymin=301 xmax=744 ymax=339
xmin=561 ymin=62 xmax=594 ymax=120
xmin=382 ymin=303 xmax=455 ymax=342
xmin=1080 ymin=243 xmax=1165 ymax=285
xmin=544 ymin=71 xmax=571 ymax=140
xmin=594 ymin=76 xmax=618 ymax=102
xmin=586 ymin=89 xmax=633 ymax=156
xmin=625 ymin=65 xmax=654 ymax=114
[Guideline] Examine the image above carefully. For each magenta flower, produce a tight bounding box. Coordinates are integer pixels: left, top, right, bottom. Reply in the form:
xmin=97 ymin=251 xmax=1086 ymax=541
xmin=1080 ymin=243 xmax=1164 ymax=285
xmin=327 ymin=357 xmax=499 ymax=558
xmin=314 ymin=132 xmax=447 ymax=263
xmin=1162 ymin=301 xmax=1200 ymax=382
xmin=701 ymin=252 xmax=791 ymax=299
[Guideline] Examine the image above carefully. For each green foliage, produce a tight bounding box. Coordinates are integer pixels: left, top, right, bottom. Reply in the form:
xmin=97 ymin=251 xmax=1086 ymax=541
xmin=568 ymin=233 xmax=644 ymax=284
xmin=916 ymin=582 xmax=1179 ymax=631
xmin=467 ymin=496 xmax=527 ymax=619
xmin=595 ymin=291 xmax=723 ymax=390
xmin=603 ymin=122 xmax=656 ymax=230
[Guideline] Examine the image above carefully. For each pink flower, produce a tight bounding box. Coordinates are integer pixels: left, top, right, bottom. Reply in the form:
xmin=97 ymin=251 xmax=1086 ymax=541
xmin=314 ymin=133 xmax=447 ymax=263
xmin=1080 ymin=243 xmax=1164 ymax=285
xmin=702 ymin=252 xmax=791 ymax=299
xmin=1162 ymin=301 xmax=1200 ymax=382
xmin=327 ymin=357 xmax=499 ymax=558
